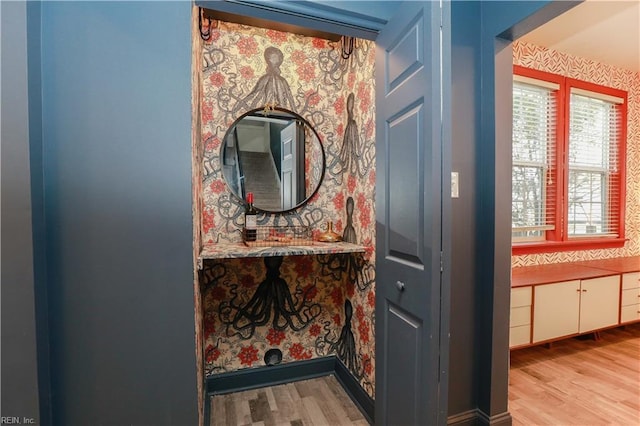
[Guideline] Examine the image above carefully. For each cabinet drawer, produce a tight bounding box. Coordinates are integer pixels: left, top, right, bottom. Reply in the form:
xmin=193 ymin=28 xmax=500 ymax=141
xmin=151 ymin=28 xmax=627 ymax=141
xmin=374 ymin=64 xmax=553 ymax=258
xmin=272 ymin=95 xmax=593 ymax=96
xmin=511 ymin=286 xmax=532 ymax=309
xmin=510 ymin=305 xmax=531 ymax=327
xmin=621 ymin=304 xmax=640 ymax=323
xmin=621 ymin=287 xmax=640 ymax=306
xmin=622 ymin=272 xmax=640 ymax=290
xmin=509 ymin=324 xmax=530 ymax=347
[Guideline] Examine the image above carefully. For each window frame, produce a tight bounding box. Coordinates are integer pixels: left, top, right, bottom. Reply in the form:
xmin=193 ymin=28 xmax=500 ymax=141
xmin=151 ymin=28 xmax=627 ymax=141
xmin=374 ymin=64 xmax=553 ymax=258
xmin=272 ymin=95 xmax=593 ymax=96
xmin=512 ymin=66 xmax=628 ymax=255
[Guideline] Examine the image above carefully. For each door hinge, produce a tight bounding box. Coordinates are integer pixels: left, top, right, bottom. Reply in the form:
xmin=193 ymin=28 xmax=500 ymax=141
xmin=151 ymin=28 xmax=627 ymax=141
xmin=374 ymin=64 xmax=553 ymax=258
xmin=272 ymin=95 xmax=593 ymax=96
xmin=440 ymin=251 xmax=444 ymax=273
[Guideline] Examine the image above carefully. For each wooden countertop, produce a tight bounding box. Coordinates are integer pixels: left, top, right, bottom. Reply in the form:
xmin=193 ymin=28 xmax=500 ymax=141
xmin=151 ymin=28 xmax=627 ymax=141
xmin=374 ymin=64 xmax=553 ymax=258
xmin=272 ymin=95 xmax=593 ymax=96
xmin=512 ymin=256 xmax=640 ymax=288
xmin=575 ymin=256 xmax=640 ymax=274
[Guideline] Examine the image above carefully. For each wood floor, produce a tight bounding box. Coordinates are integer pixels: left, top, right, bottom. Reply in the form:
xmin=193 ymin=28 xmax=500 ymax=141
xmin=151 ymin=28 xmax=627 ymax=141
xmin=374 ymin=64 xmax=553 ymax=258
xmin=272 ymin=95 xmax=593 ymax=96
xmin=210 ymin=324 xmax=638 ymax=426
xmin=209 ymin=375 xmax=369 ymax=426
xmin=509 ymin=323 xmax=640 ymax=426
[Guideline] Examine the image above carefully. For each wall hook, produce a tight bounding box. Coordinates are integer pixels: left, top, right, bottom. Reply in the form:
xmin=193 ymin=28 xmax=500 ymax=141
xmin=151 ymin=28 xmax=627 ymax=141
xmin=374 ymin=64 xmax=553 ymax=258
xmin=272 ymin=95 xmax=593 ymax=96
xmin=341 ymin=36 xmax=356 ymax=60
xmin=199 ymin=8 xmax=217 ymax=41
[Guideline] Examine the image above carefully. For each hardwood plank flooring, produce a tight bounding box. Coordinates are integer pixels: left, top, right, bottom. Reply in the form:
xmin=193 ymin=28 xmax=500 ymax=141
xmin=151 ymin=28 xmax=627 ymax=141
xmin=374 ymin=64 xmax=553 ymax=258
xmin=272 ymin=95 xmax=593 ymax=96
xmin=210 ymin=375 xmax=369 ymax=426
xmin=211 ymin=324 xmax=638 ymax=426
xmin=509 ymin=323 xmax=640 ymax=426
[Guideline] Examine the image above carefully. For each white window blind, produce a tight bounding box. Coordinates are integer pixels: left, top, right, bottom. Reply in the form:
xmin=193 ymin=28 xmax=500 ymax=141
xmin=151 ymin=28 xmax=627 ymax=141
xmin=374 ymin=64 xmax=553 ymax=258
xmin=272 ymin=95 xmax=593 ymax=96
xmin=512 ymin=81 xmax=557 ymax=241
xmin=567 ymin=91 xmax=622 ymax=237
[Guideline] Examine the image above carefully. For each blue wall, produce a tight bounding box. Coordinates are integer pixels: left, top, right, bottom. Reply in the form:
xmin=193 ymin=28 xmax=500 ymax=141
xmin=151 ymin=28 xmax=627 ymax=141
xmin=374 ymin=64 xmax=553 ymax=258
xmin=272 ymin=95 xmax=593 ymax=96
xmin=40 ymin=2 xmax=197 ymax=424
xmin=449 ymin=1 xmax=482 ymax=417
xmin=1 ymin=1 xmax=42 ymax=421
xmin=448 ymin=1 xmax=580 ymax=421
xmin=477 ymin=1 xmax=579 ymax=418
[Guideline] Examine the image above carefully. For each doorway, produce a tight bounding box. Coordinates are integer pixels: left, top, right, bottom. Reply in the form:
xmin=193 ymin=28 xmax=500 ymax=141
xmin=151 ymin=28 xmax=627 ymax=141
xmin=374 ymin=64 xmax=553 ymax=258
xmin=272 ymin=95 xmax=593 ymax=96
xmin=506 ymin=1 xmax=640 ymax=424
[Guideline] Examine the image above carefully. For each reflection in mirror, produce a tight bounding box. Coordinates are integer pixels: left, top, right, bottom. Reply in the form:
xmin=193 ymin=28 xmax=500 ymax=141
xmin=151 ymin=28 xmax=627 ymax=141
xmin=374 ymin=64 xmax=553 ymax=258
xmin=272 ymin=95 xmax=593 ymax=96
xmin=220 ymin=108 xmax=325 ymax=212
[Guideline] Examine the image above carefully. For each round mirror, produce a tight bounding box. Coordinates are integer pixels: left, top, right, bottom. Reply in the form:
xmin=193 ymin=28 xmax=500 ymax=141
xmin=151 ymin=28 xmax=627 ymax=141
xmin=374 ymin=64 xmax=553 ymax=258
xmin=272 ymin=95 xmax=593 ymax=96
xmin=220 ymin=107 xmax=326 ymax=212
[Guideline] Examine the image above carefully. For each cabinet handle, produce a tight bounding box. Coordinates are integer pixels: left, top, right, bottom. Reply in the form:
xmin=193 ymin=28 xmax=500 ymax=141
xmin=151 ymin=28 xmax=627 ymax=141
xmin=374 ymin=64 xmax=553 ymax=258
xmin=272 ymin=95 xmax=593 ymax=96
xmin=395 ymin=280 xmax=405 ymax=292
xmin=582 ymin=289 xmax=587 ymax=292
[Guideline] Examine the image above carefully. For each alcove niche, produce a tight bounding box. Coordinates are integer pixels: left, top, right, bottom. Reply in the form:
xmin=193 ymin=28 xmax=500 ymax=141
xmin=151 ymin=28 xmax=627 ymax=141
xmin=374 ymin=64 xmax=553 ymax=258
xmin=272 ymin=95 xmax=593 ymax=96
xmin=191 ymin=8 xmax=378 ymax=424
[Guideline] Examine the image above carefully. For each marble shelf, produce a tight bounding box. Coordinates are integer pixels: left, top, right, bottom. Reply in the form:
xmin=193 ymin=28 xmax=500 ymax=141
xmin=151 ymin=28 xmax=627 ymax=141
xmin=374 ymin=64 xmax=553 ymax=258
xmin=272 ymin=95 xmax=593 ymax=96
xmin=197 ymin=241 xmax=366 ymax=268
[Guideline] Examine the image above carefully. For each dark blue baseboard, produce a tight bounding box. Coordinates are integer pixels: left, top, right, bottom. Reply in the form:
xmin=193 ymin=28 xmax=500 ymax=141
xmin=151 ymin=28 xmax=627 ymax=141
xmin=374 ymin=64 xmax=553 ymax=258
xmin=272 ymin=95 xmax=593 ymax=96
xmin=333 ymin=358 xmax=374 ymax=424
xmin=205 ymin=356 xmax=335 ymax=395
xmin=204 ymin=356 xmax=374 ymax=424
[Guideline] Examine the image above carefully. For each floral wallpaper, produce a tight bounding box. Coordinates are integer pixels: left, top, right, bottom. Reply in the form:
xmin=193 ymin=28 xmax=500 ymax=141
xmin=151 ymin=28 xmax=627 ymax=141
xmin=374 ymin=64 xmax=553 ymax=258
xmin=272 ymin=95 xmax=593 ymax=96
xmin=512 ymin=41 xmax=640 ymax=267
xmin=199 ymin=21 xmax=377 ymax=397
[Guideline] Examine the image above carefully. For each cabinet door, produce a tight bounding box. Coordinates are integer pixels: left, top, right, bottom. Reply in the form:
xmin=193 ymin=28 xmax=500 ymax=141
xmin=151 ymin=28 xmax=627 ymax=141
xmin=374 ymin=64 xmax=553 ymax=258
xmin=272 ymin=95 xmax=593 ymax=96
xmin=579 ymin=275 xmax=620 ymax=333
xmin=533 ymin=280 xmax=580 ymax=343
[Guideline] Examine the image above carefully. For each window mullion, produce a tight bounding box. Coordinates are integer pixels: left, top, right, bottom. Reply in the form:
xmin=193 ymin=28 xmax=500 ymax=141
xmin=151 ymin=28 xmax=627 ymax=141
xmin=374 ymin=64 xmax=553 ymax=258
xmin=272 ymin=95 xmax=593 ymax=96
xmin=558 ymin=80 xmax=570 ymax=241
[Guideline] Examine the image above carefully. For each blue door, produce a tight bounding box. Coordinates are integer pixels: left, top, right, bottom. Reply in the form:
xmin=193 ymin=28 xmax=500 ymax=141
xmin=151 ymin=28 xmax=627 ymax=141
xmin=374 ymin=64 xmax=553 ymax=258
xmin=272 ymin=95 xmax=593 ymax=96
xmin=375 ymin=2 xmax=446 ymax=424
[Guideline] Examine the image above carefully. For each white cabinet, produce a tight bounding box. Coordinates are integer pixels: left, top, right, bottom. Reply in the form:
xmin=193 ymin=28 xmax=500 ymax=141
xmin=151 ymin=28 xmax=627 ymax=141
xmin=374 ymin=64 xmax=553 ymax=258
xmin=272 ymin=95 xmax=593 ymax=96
xmin=513 ymin=258 xmax=640 ymax=349
xmin=578 ymin=275 xmax=620 ymax=332
xmin=532 ymin=280 xmax=580 ymax=343
xmin=621 ymin=272 xmax=640 ymax=323
xmin=532 ymin=275 xmax=620 ymax=343
xmin=509 ymin=286 xmax=531 ymax=348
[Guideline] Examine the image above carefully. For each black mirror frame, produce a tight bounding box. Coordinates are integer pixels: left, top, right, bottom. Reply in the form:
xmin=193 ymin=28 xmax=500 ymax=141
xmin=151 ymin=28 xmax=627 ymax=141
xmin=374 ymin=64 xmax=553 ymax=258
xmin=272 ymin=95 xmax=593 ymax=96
xmin=219 ymin=106 xmax=326 ymax=214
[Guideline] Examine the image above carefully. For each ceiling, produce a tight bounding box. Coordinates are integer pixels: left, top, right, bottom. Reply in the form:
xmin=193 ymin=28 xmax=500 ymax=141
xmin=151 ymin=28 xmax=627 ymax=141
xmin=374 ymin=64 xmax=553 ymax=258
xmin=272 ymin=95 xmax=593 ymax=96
xmin=519 ymin=0 xmax=640 ymax=72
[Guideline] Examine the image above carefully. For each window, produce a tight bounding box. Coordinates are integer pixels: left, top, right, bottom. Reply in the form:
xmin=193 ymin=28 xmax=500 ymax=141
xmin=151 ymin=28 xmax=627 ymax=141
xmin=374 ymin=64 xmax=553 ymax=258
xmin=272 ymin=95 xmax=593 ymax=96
xmin=512 ymin=66 xmax=627 ymax=254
